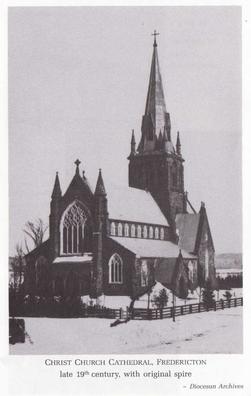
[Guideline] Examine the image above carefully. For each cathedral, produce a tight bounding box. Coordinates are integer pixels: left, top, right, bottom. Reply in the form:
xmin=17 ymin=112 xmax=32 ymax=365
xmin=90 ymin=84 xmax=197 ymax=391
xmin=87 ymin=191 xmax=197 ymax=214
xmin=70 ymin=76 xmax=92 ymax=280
xmin=24 ymin=33 xmax=216 ymax=301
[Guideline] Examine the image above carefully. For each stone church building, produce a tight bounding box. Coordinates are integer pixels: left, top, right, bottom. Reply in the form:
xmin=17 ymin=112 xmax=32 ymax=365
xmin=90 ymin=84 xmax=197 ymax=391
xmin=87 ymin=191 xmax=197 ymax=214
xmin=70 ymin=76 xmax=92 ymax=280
xmin=24 ymin=34 xmax=216 ymax=301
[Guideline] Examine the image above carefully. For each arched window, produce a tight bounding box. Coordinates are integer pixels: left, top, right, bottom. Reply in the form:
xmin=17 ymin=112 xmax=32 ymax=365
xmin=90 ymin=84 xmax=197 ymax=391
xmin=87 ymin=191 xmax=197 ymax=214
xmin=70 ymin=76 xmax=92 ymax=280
xmin=61 ymin=201 xmax=88 ymax=254
xmin=149 ymin=226 xmax=153 ymax=239
xmin=155 ymin=227 xmax=159 ymax=239
xmin=160 ymin=227 xmax=164 ymax=240
xmin=143 ymin=225 xmax=148 ymax=238
xmin=118 ymin=223 xmax=123 ymax=236
xmin=110 ymin=222 xmax=116 ymax=236
xmin=205 ymin=249 xmax=209 ymax=280
xmin=108 ymin=253 xmax=123 ymax=284
xmin=131 ymin=224 xmax=136 ymax=237
xmin=141 ymin=260 xmax=148 ymax=287
xmin=124 ymin=223 xmax=129 ymax=237
xmin=137 ymin=225 xmax=142 ymax=238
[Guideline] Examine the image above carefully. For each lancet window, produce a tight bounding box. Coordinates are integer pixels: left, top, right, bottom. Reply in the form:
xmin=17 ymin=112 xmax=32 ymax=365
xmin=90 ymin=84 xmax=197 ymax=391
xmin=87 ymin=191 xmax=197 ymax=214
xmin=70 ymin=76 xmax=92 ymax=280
xmin=118 ymin=223 xmax=123 ymax=236
xmin=160 ymin=227 xmax=164 ymax=240
xmin=124 ymin=223 xmax=129 ymax=237
xmin=108 ymin=253 xmax=123 ymax=284
xmin=137 ymin=225 xmax=142 ymax=238
xmin=154 ymin=227 xmax=159 ymax=239
xmin=61 ymin=201 xmax=87 ymax=254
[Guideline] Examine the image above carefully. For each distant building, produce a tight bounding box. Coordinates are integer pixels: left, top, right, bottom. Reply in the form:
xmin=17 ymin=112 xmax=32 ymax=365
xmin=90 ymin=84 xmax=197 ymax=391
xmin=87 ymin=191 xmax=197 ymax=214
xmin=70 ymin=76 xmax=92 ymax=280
xmin=216 ymin=269 xmax=242 ymax=279
xmin=24 ymin=33 xmax=216 ymax=300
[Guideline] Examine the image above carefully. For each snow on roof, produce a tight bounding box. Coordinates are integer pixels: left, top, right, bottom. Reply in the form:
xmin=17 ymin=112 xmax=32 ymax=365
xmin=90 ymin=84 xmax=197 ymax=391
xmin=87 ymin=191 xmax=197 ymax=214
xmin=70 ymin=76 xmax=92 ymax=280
xmin=176 ymin=213 xmax=200 ymax=254
xmin=106 ymin=182 xmax=169 ymax=226
xmin=53 ymin=254 xmax=93 ymax=264
xmin=110 ymin=236 xmax=196 ymax=259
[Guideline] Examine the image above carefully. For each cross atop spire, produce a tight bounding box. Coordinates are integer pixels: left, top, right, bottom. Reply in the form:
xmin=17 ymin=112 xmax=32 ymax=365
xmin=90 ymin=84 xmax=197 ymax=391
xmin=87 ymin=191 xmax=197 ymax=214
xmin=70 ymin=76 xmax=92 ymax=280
xmin=74 ymin=159 xmax=81 ymax=175
xmin=152 ymin=30 xmax=159 ymax=47
xmin=74 ymin=159 xmax=81 ymax=167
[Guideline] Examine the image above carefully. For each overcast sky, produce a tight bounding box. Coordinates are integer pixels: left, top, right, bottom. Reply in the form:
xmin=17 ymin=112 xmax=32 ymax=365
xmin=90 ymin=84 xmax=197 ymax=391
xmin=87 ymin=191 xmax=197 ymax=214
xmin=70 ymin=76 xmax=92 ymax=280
xmin=9 ymin=6 xmax=241 ymax=255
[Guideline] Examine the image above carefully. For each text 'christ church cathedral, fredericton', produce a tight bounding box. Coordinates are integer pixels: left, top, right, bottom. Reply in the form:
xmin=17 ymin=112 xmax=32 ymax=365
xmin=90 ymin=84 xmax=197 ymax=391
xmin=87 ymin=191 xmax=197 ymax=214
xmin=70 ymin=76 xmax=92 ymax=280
xmin=24 ymin=33 xmax=216 ymax=301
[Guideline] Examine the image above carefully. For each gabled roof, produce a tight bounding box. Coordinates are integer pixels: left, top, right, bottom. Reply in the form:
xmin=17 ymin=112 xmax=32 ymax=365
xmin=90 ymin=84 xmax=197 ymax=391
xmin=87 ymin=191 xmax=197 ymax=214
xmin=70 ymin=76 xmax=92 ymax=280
xmin=110 ymin=236 xmax=196 ymax=259
xmin=175 ymin=213 xmax=200 ymax=254
xmin=64 ymin=171 xmax=93 ymax=200
xmin=106 ymin=183 xmax=169 ymax=226
xmin=176 ymin=204 xmax=215 ymax=254
xmin=24 ymin=239 xmax=50 ymax=259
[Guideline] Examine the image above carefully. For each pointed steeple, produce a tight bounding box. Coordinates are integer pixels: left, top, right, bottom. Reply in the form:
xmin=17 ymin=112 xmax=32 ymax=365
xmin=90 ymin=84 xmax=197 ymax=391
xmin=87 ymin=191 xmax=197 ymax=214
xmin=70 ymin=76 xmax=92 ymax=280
xmin=51 ymin=172 xmax=61 ymax=199
xmin=145 ymin=32 xmax=167 ymax=136
xmin=95 ymin=169 xmax=106 ymax=196
xmin=130 ymin=129 xmax=136 ymax=156
xmin=176 ymin=131 xmax=181 ymax=155
xmin=138 ymin=32 xmax=173 ymax=153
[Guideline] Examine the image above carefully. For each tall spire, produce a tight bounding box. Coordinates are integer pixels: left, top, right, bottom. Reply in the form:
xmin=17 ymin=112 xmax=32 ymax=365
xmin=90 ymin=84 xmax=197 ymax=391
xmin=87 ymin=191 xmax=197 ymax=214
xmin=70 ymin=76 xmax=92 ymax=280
xmin=145 ymin=31 xmax=167 ymax=136
xmin=137 ymin=31 xmax=173 ymax=154
xmin=95 ymin=169 xmax=106 ymax=196
xmin=51 ymin=172 xmax=61 ymax=199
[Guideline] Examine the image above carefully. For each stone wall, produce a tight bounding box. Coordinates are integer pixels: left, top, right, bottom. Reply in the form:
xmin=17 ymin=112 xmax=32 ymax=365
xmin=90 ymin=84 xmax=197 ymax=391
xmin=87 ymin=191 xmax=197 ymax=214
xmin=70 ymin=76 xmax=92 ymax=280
xmin=102 ymin=237 xmax=135 ymax=296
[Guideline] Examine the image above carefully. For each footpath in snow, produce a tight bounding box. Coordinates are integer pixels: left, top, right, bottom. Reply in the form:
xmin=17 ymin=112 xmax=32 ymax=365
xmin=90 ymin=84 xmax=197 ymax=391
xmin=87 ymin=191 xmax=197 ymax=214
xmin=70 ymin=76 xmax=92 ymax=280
xmin=10 ymin=307 xmax=242 ymax=355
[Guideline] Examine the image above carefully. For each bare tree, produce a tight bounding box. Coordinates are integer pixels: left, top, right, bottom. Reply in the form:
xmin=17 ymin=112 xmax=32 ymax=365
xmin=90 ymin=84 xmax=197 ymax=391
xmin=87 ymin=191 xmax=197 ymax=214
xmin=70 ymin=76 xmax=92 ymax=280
xmin=23 ymin=218 xmax=48 ymax=253
xmin=9 ymin=244 xmax=25 ymax=291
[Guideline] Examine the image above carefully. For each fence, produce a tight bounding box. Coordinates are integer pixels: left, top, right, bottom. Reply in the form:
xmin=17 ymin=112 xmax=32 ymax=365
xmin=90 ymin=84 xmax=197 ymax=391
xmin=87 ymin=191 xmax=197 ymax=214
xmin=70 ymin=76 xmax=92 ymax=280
xmin=10 ymin=297 xmax=243 ymax=320
xmin=130 ymin=297 xmax=243 ymax=320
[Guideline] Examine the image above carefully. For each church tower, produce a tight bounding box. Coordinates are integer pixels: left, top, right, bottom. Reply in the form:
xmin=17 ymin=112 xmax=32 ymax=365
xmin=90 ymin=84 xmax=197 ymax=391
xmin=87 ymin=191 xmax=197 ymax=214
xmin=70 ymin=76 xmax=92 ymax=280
xmin=128 ymin=32 xmax=187 ymax=239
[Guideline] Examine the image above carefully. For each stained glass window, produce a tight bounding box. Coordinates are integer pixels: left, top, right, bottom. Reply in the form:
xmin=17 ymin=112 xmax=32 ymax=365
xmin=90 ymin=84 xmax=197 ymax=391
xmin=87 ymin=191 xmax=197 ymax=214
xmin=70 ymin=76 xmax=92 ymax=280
xmin=108 ymin=253 xmax=123 ymax=284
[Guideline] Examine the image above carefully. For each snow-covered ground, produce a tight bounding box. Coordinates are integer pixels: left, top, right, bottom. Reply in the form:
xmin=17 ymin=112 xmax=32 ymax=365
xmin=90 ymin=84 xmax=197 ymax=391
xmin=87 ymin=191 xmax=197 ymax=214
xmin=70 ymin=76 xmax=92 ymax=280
xmin=10 ymin=306 xmax=242 ymax=355
xmin=81 ymin=284 xmax=242 ymax=309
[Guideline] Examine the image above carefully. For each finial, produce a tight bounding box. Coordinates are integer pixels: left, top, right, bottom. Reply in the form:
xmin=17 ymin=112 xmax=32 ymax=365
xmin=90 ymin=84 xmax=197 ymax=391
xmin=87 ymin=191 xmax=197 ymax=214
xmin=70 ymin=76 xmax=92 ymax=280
xmin=95 ymin=168 xmax=106 ymax=196
xmin=130 ymin=129 xmax=136 ymax=155
xmin=151 ymin=30 xmax=160 ymax=47
xmin=201 ymin=201 xmax=205 ymax=208
xmin=176 ymin=131 xmax=181 ymax=155
xmin=74 ymin=159 xmax=81 ymax=175
xmin=51 ymin=171 xmax=61 ymax=199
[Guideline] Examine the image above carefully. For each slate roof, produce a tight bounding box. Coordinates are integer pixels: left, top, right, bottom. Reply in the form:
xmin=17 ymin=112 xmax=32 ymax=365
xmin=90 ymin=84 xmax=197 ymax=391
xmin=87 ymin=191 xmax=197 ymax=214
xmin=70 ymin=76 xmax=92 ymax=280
xmin=175 ymin=213 xmax=200 ymax=254
xmin=106 ymin=183 xmax=169 ymax=226
xmin=110 ymin=236 xmax=196 ymax=259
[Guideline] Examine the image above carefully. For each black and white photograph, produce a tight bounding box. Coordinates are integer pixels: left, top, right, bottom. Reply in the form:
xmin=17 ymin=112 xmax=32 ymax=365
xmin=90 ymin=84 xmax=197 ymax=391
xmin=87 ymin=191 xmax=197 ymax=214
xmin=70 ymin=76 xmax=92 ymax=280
xmin=8 ymin=6 xmax=243 ymax=357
